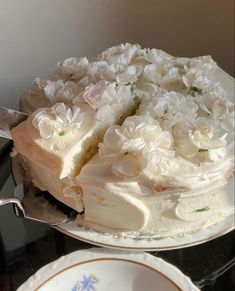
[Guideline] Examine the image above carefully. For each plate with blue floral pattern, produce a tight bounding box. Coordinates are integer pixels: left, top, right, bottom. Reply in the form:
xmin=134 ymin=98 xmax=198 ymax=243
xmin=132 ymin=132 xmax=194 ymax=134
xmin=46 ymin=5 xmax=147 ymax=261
xmin=17 ymin=248 xmax=199 ymax=291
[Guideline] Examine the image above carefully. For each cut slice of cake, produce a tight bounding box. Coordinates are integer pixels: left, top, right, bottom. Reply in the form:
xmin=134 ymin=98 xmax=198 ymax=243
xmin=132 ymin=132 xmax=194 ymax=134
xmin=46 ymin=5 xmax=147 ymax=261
xmin=11 ymin=81 xmax=137 ymax=211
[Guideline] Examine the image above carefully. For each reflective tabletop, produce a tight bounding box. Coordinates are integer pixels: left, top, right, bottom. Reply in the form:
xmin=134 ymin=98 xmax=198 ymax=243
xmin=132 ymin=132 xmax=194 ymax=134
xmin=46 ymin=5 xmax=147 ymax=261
xmin=0 ymin=141 xmax=234 ymax=291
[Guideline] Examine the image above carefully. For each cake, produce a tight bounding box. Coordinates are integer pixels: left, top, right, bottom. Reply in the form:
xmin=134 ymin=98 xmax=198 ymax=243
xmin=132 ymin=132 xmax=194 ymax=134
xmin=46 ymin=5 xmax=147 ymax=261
xmin=13 ymin=43 xmax=234 ymax=237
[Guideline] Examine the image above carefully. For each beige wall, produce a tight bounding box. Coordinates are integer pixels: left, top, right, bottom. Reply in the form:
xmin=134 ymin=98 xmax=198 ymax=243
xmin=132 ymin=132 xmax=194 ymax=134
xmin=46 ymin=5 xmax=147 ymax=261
xmin=0 ymin=0 xmax=234 ymax=110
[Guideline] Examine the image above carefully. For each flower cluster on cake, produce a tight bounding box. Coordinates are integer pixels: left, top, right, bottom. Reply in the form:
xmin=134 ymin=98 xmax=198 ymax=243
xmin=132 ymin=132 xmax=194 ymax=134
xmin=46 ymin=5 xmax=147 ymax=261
xmin=11 ymin=43 xmax=234 ymax=237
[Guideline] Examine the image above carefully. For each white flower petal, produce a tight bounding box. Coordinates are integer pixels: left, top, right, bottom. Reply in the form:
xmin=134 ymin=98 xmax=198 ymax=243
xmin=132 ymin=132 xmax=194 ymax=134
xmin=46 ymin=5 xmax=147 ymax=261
xmin=82 ymin=80 xmax=115 ymax=109
xmin=143 ymin=64 xmax=161 ymax=84
xmin=116 ymin=65 xmax=142 ymax=83
xmin=112 ymin=154 xmax=140 ymax=177
xmin=99 ymin=43 xmax=141 ymax=65
xmin=32 ymin=103 xmax=82 ymax=149
xmin=189 ymin=128 xmax=227 ymax=150
xmin=38 ymin=119 xmax=57 ymax=139
xmin=95 ymin=104 xmax=117 ymax=124
xmin=58 ymin=57 xmax=89 ymax=78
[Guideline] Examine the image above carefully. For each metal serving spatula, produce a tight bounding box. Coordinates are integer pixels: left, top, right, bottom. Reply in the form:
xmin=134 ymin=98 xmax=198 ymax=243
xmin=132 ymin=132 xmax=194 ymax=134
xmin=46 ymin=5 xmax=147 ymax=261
xmin=0 ymin=183 xmax=77 ymax=225
xmin=0 ymin=107 xmax=28 ymax=139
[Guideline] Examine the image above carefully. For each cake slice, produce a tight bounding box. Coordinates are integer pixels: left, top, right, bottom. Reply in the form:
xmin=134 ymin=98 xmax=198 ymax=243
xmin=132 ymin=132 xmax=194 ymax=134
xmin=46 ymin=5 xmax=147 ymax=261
xmin=11 ymin=81 xmax=137 ymax=211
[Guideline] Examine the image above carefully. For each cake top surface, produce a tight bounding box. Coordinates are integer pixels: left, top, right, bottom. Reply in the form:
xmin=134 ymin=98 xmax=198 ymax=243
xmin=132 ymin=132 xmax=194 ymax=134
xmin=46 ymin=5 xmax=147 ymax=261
xmin=21 ymin=43 xmax=232 ymax=112
xmin=19 ymin=43 xmax=234 ymax=180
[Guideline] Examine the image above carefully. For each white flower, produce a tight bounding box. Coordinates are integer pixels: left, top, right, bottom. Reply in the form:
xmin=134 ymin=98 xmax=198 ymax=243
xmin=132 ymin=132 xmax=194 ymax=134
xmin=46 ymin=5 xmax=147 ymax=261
xmin=44 ymin=80 xmax=64 ymax=101
xmin=142 ymin=55 xmax=217 ymax=94
xmin=139 ymin=91 xmax=198 ymax=131
xmin=98 ymin=43 xmax=141 ymax=65
xmin=182 ymin=68 xmax=211 ymax=90
xmin=147 ymin=48 xmax=173 ymax=64
xmin=199 ymin=92 xmax=233 ymax=118
xmin=130 ymin=48 xmax=149 ymax=66
xmin=143 ymin=62 xmax=184 ymax=91
xmin=208 ymin=141 xmax=234 ymax=161
xmin=95 ymin=85 xmax=134 ymax=123
xmin=174 ymin=117 xmax=228 ymax=160
xmin=71 ymin=61 xmax=122 ymax=87
xmin=181 ymin=56 xmax=218 ymax=93
xmin=58 ymin=57 xmax=89 ymax=79
xmin=211 ymin=100 xmax=231 ymax=118
xmin=44 ymin=80 xmax=80 ymax=105
xmin=143 ymin=64 xmax=162 ymax=84
xmin=73 ymin=80 xmax=134 ymax=124
xmin=180 ymin=56 xmax=216 ymax=88
xmin=20 ymin=73 xmax=66 ymax=114
xmin=134 ymin=81 xmax=163 ymax=100
xmin=190 ymin=56 xmax=217 ymax=74
xmin=189 ymin=126 xmax=227 ymax=150
xmin=33 ymin=70 xmax=64 ymax=89
xmin=32 ymin=103 xmax=82 ymax=150
xmin=87 ymin=61 xmax=118 ymax=83
xmin=77 ymin=80 xmax=117 ymax=110
xmin=99 ymin=116 xmax=158 ymax=158
xmin=116 ymin=65 xmax=142 ymax=83
xmin=99 ymin=116 xmax=174 ymax=177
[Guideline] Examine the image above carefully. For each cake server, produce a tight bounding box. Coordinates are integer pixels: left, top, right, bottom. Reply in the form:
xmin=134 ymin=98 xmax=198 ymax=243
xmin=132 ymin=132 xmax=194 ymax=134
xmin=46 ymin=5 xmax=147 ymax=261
xmin=0 ymin=107 xmax=28 ymax=139
xmin=0 ymin=183 xmax=77 ymax=225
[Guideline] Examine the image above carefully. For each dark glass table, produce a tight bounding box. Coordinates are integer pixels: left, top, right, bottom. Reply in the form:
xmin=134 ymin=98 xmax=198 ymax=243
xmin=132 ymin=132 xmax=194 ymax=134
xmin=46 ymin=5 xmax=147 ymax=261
xmin=0 ymin=141 xmax=234 ymax=291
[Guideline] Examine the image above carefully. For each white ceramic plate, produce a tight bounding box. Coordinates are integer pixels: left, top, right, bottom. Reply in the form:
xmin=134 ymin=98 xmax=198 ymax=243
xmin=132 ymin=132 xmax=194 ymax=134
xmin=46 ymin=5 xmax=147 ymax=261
xmin=53 ymin=212 xmax=234 ymax=251
xmin=12 ymin=67 xmax=235 ymax=251
xmin=17 ymin=248 xmax=199 ymax=291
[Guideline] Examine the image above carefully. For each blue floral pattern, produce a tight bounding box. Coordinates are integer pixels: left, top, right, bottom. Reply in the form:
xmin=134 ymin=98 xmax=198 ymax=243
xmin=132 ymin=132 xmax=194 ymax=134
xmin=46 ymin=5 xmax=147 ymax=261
xmin=71 ymin=274 xmax=99 ymax=291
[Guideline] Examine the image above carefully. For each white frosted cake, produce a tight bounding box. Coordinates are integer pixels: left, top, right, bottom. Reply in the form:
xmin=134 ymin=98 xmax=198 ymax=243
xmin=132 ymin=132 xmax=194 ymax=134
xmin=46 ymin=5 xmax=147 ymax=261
xmin=13 ymin=43 xmax=234 ymax=237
